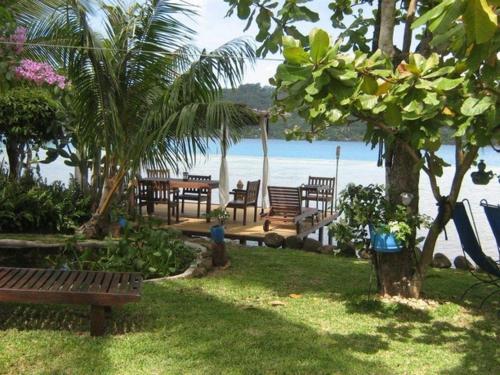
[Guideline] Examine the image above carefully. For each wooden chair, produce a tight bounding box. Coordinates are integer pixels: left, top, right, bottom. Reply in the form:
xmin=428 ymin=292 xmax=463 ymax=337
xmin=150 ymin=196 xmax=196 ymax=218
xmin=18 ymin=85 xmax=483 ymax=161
xmin=304 ymin=176 xmax=335 ymax=214
xmin=262 ymin=186 xmax=319 ymax=234
xmin=227 ymin=180 xmax=261 ymax=225
xmin=179 ymin=175 xmax=211 ymax=218
xmin=0 ymin=267 xmax=142 ymax=336
xmin=137 ymin=176 xmax=179 ymax=220
xmin=146 ymin=169 xmax=169 ymax=178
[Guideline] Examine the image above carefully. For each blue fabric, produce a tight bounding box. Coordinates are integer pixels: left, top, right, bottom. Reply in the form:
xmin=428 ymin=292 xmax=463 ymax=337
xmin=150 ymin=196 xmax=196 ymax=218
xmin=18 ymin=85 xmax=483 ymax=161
xmin=482 ymin=204 xmax=500 ymax=253
xmin=452 ymin=202 xmax=500 ymax=278
xmin=369 ymin=226 xmax=403 ymax=253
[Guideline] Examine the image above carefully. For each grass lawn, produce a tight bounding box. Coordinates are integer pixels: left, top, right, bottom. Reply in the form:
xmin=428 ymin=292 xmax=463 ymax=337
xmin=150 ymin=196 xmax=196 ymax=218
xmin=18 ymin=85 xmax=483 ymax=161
xmin=0 ymin=246 xmax=498 ymax=374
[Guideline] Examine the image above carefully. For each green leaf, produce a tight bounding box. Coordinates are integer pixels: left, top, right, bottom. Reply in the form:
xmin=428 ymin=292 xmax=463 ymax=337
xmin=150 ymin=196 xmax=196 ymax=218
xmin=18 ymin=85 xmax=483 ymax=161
xmin=384 ymin=104 xmax=403 ymax=126
xmin=412 ymin=0 xmax=454 ymax=29
xmin=358 ymin=95 xmax=378 ymax=110
xmin=309 ymin=28 xmax=330 ymax=64
xmin=432 ymin=77 xmax=463 ymax=91
xmin=326 ymin=109 xmax=343 ymax=123
xmin=237 ymin=0 xmax=252 ymax=19
xmin=361 ymin=76 xmax=378 ymax=95
xmin=276 ymin=64 xmax=311 ymax=82
xmin=460 ymin=96 xmax=494 ymax=116
xmin=463 ymin=0 xmax=498 ymax=44
xmin=283 ymin=46 xmax=309 ymax=65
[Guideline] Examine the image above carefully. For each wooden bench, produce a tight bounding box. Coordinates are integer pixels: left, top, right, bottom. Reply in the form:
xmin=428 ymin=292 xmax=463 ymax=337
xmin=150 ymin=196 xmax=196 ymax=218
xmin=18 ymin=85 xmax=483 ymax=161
xmin=0 ymin=267 xmax=142 ymax=336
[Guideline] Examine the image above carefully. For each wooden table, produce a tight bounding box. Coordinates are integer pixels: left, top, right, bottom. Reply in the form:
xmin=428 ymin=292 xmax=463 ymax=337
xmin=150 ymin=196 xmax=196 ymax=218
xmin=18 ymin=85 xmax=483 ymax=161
xmin=138 ymin=177 xmax=219 ymax=224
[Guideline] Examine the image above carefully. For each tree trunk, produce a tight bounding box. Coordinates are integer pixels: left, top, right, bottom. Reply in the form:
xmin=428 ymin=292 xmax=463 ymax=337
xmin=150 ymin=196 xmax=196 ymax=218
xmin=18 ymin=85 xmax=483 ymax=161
xmin=78 ymin=168 xmax=126 ymax=239
xmin=6 ymin=138 xmax=20 ymax=180
xmin=376 ymin=139 xmax=422 ymax=298
xmin=379 ymin=0 xmax=396 ymax=58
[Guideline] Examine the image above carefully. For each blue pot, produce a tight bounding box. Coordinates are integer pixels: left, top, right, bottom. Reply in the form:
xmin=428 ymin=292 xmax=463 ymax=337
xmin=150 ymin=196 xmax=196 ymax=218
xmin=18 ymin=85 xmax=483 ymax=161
xmin=210 ymin=225 xmax=225 ymax=244
xmin=369 ymin=226 xmax=403 ymax=253
xmin=118 ymin=216 xmax=127 ymax=228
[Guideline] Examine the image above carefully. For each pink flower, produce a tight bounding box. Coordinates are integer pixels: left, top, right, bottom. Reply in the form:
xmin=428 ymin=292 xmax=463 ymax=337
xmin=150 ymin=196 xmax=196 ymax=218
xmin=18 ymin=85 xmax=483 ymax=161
xmin=9 ymin=27 xmax=27 ymax=54
xmin=15 ymin=59 xmax=68 ymax=89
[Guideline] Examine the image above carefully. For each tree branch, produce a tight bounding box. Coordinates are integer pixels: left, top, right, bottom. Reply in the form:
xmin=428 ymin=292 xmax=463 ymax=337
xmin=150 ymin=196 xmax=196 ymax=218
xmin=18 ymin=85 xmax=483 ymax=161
xmin=402 ymin=0 xmax=418 ymax=55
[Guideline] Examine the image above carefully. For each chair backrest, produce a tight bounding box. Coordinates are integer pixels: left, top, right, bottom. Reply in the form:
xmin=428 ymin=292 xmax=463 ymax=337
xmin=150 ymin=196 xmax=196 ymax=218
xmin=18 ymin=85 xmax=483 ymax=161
xmin=147 ymin=169 xmax=169 ymax=179
xmin=481 ymin=201 xmax=500 ymax=254
xmin=452 ymin=201 xmax=500 ymax=277
xmin=245 ymin=180 xmax=261 ymax=204
xmin=268 ymin=186 xmax=302 ymax=217
xmin=185 ymin=174 xmax=211 ymax=194
xmin=308 ymin=176 xmax=335 ymax=193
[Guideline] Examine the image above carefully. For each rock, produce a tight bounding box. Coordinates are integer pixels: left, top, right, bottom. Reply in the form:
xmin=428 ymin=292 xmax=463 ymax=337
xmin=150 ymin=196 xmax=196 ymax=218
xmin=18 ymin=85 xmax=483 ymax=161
xmin=358 ymin=248 xmax=372 ymax=260
xmin=264 ymin=233 xmax=284 ymax=248
xmin=319 ymin=245 xmax=335 ymax=255
xmin=431 ymin=253 xmax=451 ymax=268
xmin=337 ymin=242 xmax=357 ymax=258
xmin=200 ymin=257 xmax=213 ymax=270
xmin=303 ymin=238 xmax=322 ymax=253
xmin=284 ymin=235 xmax=304 ymax=250
xmin=453 ymin=255 xmax=475 ymax=271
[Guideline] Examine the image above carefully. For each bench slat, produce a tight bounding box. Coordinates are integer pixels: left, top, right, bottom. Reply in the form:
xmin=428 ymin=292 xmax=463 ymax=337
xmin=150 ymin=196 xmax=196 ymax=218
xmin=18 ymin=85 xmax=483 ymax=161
xmin=23 ymin=269 xmax=46 ymax=289
xmin=11 ymin=269 xmax=38 ymax=289
xmin=49 ymin=270 xmax=72 ymax=291
xmin=4 ymin=269 xmax=29 ymax=289
xmin=59 ymin=270 xmax=81 ymax=292
xmin=31 ymin=269 xmax=54 ymax=290
xmin=107 ymin=273 xmax=122 ymax=294
xmin=88 ymin=272 xmax=106 ymax=292
xmin=40 ymin=270 xmax=64 ymax=290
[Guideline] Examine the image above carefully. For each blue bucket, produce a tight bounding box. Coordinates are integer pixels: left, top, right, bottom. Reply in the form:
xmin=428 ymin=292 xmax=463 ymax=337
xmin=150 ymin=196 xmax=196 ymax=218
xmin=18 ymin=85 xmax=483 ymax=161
xmin=210 ymin=225 xmax=225 ymax=244
xmin=369 ymin=226 xmax=403 ymax=253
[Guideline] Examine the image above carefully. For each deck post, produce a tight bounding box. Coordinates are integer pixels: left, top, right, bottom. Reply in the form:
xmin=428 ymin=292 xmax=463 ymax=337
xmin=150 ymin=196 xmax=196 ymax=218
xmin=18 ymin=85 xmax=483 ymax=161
xmin=90 ymin=305 xmax=106 ymax=337
xmin=318 ymin=227 xmax=324 ymax=244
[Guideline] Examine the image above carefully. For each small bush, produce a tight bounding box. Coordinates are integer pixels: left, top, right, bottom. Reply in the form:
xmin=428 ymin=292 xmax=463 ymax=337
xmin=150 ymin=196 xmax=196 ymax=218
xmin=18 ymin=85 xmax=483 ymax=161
xmin=49 ymin=225 xmax=196 ymax=279
xmin=0 ymin=172 xmax=92 ymax=233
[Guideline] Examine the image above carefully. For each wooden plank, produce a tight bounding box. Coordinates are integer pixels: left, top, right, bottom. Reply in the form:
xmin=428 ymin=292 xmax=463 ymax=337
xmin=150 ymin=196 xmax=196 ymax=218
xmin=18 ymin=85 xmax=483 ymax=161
xmin=77 ymin=271 xmax=97 ymax=292
xmin=88 ymin=272 xmax=106 ymax=292
xmin=59 ymin=271 xmax=81 ymax=292
xmin=0 ymin=268 xmax=11 ymax=281
xmin=0 ymin=268 xmax=21 ymax=288
xmin=68 ymin=271 xmax=88 ymax=291
xmin=116 ymin=273 xmax=130 ymax=293
xmin=100 ymin=272 xmax=114 ymax=293
xmin=107 ymin=273 xmax=122 ymax=293
xmin=48 ymin=270 xmax=72 ymax=291
xmin=4 ymin=269 xmax=29 ymax=289
xmin=23 ymin=269 xmax=46 ymax=289
xmin=40 ymin=270 xmax=65 ymax=291
xmin=32 ymin=269 xmax=54 ymax=290
xmin=11 ymin=269 xmax=38 ymax=289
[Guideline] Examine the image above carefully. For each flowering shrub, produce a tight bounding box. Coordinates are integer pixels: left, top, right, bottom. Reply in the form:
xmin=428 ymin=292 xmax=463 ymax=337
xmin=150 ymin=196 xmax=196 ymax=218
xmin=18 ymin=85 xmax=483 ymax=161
xmin=1 ymin=26 xmax=67 ymax=89
xmin=15 ymin=59 xmax=67 ymax=89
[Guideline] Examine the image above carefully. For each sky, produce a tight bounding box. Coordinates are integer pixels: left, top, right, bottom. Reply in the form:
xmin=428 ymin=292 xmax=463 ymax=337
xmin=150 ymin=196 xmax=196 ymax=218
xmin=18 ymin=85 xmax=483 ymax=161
xmin=185 ymin=0 xmax=348 ymax=86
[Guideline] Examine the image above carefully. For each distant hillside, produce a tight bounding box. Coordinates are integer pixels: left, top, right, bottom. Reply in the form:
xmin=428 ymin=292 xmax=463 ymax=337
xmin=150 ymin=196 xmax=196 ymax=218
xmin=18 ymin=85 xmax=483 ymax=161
xmin=222 ymin=84 xmax=367 ymax=141
xmin=223 ymin=84 xmax=456 ymax=143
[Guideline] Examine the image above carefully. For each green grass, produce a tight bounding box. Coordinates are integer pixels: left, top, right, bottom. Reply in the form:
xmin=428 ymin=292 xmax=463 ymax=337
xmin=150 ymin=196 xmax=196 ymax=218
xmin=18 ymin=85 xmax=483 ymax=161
xmin=0 ymin=246 xmax=498 ymax=374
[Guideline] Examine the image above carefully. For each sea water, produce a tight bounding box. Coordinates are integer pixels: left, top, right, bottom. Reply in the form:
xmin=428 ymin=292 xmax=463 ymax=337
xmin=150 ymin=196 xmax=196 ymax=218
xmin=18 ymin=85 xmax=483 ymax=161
xmin=14 ymin=139 xmax=500 ymax=260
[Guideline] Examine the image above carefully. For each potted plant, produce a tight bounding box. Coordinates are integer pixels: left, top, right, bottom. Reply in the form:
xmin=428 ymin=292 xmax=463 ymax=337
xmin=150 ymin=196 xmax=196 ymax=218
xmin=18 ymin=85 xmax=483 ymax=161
xmin=206 ymin=208 xmax=230 ymax=244
xmin=329 ymin=184 xmax=429 ymax=254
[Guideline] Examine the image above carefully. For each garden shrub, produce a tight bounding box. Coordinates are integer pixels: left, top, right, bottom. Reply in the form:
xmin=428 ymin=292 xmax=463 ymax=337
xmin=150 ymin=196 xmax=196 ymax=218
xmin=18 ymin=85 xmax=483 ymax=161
xmin=49 ymin=225 xmax=196 ymax=279
xmin=0 ymin=171 xmax=92 ymax=233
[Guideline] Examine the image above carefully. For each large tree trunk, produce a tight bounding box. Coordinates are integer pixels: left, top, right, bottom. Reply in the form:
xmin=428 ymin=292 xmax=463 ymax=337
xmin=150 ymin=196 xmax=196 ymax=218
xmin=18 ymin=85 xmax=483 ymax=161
xmin=376 ymin=139 xmax=422 ymax=298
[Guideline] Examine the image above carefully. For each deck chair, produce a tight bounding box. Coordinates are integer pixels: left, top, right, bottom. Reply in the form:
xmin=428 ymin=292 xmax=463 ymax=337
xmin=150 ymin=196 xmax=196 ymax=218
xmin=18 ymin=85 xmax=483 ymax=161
xmin=179 ymin=175 xmax=211 ymax=218
xmin=227 ymin=180 xmax=261 ymax=225
xmin=480 ymin=200 xmax=500 ymax=259
xmin=262 ymin=186 xmax=319 ymax=234
xmin=452 ymin=200 xmax=500 ymax=307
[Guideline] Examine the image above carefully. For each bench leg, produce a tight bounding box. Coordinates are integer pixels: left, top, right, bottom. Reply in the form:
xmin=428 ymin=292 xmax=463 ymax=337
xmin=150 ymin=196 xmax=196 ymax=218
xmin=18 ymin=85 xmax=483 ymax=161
xmin=90 ymin=305 xmax=106 ymax=337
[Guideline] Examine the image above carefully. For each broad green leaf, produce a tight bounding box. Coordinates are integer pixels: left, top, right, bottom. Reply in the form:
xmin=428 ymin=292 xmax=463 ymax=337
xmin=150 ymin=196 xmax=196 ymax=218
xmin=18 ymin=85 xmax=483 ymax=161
xmin=276 ymin=64 xmax=311 ymax=82
xmin=284 ymin=46 xmax=309 ymax=64
xmin=463 ymin=0 xmax=498 ymax=44
xmin=461 ymin=96 xmax=494 ymax=116
xmin=309 ymin=28 xmax=330 ymax=64
xmin=283 ymin=36 xmax=300 ymax=48
xmin=237 ymin=0 xmax=252 ymax=19
xmin=412 ymin=0 xmax=455 ymax=29
xmin=326 ymin=109 xmax=343 ymax=123
xmin=422 ymin=65 xmax=455 ymax=79
xmin=384 ymin=104 xmax=402 ymax=126
xmin=358 ymin=95 xmax=378 ymax=110
xmin=361 ymin=76 xmax=378 ymax=95
xmin=432 ymin=77 xmax=463 ymax=91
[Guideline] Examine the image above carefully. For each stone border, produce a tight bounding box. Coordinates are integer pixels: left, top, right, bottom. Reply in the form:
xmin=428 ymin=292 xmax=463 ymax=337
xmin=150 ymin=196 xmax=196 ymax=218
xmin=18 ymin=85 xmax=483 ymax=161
xmin=144 ymin=240 xmax=213 ymax=283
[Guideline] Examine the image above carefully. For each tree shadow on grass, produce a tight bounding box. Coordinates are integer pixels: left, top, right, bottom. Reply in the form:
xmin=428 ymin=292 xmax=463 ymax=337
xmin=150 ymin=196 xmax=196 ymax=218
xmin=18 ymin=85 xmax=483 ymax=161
xmin=0 ymin=283 xmax=393 ymax=374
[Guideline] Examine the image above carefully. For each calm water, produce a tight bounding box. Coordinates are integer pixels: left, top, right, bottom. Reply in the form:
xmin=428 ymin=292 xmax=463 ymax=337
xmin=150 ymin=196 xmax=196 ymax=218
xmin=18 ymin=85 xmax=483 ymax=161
xmin=9 ymin=139 xmax=500 ymax=260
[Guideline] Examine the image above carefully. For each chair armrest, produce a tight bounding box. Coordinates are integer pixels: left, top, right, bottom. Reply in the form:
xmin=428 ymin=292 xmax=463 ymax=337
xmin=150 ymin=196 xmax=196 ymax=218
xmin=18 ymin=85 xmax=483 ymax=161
xmin=230 ymin=189 xmax=248 ymax=195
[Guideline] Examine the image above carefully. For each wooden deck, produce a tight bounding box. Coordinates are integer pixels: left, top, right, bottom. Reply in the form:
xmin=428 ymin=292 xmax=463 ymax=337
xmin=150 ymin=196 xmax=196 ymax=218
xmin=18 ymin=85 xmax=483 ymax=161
xmin=150 ymin=203 xmax=337 ymax=245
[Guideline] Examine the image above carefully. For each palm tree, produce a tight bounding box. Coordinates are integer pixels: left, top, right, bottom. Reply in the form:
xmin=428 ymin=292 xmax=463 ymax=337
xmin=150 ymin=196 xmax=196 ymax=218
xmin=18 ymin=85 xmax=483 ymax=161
xmin=15 ymin=0 xmax=257 ymax=237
